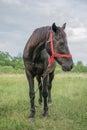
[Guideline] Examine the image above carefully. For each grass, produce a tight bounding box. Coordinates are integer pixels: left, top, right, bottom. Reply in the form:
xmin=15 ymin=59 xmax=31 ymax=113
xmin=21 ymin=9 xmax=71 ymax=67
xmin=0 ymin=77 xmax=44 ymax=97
xmin=0 ymin=73 xmax=87 ymax=130
xmin=0 ymin=66 xmax=24 ymax=74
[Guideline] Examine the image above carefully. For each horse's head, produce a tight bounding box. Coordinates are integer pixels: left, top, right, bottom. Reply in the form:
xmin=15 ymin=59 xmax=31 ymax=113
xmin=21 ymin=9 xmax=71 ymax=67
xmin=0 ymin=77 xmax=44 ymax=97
xmin=46 ymin=23 xmax=73 ymax=71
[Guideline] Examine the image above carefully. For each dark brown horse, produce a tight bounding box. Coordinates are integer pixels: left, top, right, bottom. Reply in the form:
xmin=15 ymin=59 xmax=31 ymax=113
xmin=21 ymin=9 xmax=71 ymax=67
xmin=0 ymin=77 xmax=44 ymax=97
xmin=23 ymin=23 xmax=73 ymax=119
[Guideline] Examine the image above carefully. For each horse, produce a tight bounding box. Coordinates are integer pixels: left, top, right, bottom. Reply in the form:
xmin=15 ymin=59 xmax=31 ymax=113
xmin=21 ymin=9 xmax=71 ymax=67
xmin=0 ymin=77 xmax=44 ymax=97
xmin=23 ymin=23 xmax=73 ymax=120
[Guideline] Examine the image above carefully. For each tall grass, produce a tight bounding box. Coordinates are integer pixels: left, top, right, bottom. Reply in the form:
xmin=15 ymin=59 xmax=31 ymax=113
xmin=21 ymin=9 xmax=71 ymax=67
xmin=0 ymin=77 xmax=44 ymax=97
xmin=0 ymin=73 xmax=87 ymax=130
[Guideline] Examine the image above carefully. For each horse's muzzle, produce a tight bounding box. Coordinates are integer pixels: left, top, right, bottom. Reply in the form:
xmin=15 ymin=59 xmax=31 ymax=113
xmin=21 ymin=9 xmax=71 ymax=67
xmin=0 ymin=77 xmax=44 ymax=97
xmin=62 ymin=63 xmax=73 ymax=71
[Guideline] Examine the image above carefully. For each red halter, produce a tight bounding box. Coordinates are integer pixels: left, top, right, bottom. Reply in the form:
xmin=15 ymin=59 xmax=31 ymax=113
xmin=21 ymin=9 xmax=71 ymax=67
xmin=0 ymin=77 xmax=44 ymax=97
xmin=48 ymin=31 xmax=72 ymax=67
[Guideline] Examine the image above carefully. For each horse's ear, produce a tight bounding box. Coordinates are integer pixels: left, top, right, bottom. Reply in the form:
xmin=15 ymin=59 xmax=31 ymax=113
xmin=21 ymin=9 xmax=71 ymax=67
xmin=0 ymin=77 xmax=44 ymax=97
xmin=62 ymin=23 xmax=66 ymax=30
xmin=52 ymin=23 xmax=57 ymax=33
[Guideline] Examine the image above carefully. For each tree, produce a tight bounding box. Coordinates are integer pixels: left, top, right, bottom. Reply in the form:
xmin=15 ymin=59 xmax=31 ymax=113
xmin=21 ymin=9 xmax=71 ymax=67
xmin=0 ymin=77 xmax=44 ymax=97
xmin=72 ymin=61 xmax=87 ymax=72
xmin=11 ymin=54 xmax=24 ymax=69
xmin=0 ymin=51 xmax=24 ymax=69
xmin=0 ymin=51 xmax=12 ymax=66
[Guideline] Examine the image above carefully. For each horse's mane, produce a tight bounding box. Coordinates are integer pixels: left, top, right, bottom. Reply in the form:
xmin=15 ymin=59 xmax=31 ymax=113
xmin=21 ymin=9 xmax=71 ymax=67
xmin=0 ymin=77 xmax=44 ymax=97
xmin=27 ymin=26 xmax=51 ymax=49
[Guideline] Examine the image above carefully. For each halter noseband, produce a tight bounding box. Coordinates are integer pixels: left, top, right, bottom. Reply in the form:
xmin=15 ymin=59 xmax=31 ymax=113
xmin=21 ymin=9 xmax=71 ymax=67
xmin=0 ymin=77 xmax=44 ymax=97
xmin=48 ymin=30 xmax=72 ymax=67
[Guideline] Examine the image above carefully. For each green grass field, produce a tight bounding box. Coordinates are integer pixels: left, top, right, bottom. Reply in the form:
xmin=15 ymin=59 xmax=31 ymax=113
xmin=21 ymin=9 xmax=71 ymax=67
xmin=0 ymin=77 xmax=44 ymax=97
xmin=0 ymin=73 xmax=87 ymax=130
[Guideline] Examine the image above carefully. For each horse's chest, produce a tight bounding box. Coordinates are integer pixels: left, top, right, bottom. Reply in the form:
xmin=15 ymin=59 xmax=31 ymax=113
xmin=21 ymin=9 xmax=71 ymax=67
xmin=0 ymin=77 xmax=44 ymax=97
xmin=36 ymin=67 xmax=43 ymax=74
xmin=31 ymin=66 xmax=44 ymax=76
xmin=25 ymin=62 xmax=44 ymax=75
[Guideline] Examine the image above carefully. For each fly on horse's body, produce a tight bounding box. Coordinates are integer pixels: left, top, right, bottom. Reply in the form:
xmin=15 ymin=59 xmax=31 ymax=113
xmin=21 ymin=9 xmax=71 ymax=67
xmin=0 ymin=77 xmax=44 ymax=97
xmin=23 ymin=23 xmax=73 ymax=120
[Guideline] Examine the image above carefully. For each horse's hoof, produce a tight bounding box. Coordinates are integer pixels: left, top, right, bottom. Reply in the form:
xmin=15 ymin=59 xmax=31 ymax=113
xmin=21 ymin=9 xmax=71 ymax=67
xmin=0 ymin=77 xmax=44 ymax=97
xmin=28 ymin=112 xmax=35 ymax=121
xmin=28 ymin=117 xmax=34 ymax=122
xmin=42 ymin=112 xmax=48 ymax=118
xmin=28 ymin=115 xmax=35 ymax=122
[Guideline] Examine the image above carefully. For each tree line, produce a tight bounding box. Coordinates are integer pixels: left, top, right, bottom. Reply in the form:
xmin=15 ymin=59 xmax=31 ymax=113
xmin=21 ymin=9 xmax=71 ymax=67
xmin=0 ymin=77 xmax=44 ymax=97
xmin=0 ymin=51 xmax=87 ymax=73
xmin=0 ymin=51 xmax=23 ymax=69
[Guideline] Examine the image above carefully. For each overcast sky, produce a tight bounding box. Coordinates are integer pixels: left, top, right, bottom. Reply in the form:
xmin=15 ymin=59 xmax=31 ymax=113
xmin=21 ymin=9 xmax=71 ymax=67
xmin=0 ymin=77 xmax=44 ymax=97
xmin=0 ymin=0 xmax=87 ymax=64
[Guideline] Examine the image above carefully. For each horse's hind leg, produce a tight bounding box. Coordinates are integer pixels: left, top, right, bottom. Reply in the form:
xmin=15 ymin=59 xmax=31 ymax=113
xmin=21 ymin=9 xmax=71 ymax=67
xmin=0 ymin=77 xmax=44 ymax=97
xmin=26 ymin=70 xmax=35 ymax=119
xmin=48 ymin=71 xmax=54 ymax=103
xmin=36 ymin=76 xmax=42 ymax=105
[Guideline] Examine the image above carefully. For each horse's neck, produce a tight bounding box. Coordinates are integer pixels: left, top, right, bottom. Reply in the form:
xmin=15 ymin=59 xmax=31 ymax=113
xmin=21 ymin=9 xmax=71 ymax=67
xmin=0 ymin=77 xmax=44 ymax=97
xmin=24 ymin=26 xmax=51 ymax=62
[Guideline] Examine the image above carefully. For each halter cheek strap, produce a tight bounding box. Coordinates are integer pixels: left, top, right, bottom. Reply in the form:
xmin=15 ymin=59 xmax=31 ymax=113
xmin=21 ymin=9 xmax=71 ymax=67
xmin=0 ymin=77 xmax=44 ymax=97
xmin=48 ymin=31 xmax=72 ymax=67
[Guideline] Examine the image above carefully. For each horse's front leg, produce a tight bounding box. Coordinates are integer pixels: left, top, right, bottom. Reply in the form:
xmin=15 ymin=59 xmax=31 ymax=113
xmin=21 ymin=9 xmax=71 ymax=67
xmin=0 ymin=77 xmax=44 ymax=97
xmin=36 ymin=76 xmax=42 ymax=105
xmin=48 ymin=71 xmax=54 ymax=103
xmin=26 ymin=70 xmax=35 ymax=119
xmin=42 ymin=75 xmax=48 ymax=117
